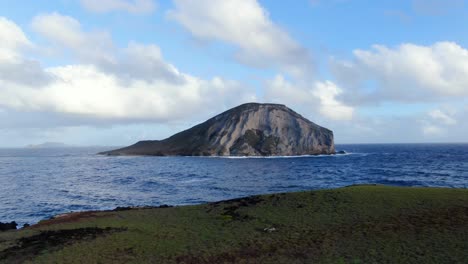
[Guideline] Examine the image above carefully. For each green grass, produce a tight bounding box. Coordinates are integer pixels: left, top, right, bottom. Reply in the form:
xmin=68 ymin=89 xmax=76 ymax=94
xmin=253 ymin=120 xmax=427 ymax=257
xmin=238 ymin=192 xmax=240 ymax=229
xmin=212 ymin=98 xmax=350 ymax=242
xmin=1 ymin=185 xmax=467 ymax=263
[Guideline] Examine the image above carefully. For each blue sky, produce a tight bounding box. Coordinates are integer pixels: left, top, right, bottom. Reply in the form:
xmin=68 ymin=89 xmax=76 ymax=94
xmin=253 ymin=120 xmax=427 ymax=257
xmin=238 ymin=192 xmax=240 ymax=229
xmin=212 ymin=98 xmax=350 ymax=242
xmin=0 ymin=0 xmax=467 ymax=147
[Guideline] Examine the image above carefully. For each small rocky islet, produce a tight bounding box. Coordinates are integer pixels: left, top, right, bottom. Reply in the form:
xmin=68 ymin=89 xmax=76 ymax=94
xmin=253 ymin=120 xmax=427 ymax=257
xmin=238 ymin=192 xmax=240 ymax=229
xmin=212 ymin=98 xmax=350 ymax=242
xmin=100 ymin=103 xmax=336 ymax=156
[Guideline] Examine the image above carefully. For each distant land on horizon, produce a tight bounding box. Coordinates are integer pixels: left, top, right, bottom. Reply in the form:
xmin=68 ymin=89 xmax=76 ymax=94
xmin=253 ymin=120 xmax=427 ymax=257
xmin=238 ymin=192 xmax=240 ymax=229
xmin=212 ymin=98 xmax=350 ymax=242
xmin=26 ymin=142 xmax=70 ymax=149
xmin=24 ymin=142 xmax=118 ymax=149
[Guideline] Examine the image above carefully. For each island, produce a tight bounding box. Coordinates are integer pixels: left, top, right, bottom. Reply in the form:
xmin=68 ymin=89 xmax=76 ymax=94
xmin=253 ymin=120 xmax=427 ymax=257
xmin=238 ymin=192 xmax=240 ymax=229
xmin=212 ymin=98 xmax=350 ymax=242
xmin=100 ymin=103 xmax=335 ymax=156
xmin=26 ymin=142 xmax=69 ymax=149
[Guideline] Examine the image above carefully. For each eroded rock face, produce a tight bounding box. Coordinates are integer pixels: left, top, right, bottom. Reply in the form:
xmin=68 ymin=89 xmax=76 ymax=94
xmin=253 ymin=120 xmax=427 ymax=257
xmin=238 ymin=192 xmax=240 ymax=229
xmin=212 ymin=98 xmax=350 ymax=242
xmin=100 ymin=103 xmax=335 ymax=156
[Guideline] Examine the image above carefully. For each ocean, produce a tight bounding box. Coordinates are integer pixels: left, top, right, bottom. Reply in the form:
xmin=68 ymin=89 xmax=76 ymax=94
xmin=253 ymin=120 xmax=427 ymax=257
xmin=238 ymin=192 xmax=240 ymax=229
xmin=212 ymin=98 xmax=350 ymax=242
xmin=0 ymin=144 xmax=467 ymax=226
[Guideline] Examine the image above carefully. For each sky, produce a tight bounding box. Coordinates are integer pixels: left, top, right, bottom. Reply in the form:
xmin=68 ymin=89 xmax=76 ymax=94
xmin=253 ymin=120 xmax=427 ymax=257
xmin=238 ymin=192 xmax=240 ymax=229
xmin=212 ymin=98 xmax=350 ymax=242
xmin=0 ymin=0 xmax=467 ymax=147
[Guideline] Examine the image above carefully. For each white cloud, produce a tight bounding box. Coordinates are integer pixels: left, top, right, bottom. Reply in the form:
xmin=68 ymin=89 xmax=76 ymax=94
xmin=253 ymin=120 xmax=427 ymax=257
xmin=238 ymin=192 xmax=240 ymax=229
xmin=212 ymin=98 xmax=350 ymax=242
xmin=115 ymin=42 xmax=184 ymax=83
xmin=332 ymin=42 xmax=468 ymax=103
xmin=421 ymin=108 xmax=458 ymax=137
xmin=0 ymin=17 xmax=31 ymax=61
xmin=32 ymin=13 xmax=115 ymax=64
xmin=80 ymin=0 xmax=156 ymax=14
xmin=312 ymin=81 xmax=354 ymax=121
xmin=422 ymin=124 xmax=443 ymax=136
xmin=31 ymin=14 xmax=186 ymax=84
xmin=264 ymin=75 xmax=310 ymax=105
xmin=1 ymin=64 xmax=252 ymax=121
xmin=429 ymin=109 xmax=457 ymax=125
xmin=0 ymin=14 xmax=256 ymax=123
xmin=0 ymin=17 xmax=51 ymax=86
xmin=167 ymin=0 xmax=312 ymax=77
xmin=265 ymin=75 xmax=354 ymax=121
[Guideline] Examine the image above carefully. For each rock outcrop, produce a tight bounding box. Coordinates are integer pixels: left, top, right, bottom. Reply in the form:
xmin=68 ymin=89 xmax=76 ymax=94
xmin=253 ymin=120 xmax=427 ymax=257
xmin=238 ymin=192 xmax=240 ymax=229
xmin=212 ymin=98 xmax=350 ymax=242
xmin=100 ymin=103 xmax=335 ymax=156
xmin=0 ymin=221 xmax=17 ymax=232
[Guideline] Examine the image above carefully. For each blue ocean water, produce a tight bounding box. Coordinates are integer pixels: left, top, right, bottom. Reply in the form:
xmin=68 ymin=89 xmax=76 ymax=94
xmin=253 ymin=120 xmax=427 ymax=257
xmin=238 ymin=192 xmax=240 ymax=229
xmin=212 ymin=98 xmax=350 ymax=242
xmin=0 ymin=144 xmax=467 ymax=226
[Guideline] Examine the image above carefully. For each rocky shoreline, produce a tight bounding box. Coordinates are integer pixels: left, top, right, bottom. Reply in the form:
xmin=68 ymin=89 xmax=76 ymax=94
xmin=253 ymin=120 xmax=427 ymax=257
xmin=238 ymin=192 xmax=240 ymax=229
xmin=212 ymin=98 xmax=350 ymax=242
xmin=1 ymin=185 xmax=467 ymax=263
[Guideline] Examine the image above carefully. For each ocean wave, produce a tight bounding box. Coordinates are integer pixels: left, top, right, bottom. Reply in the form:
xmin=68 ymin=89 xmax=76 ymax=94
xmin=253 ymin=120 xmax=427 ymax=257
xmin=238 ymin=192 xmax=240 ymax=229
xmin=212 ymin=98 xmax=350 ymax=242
xmin=2 ymin=144 xmax=467 ymax=226
xmin=203 ymin=153 xmax=358 ymax=159
xmin=376 ymin=179 xmax=427 ymax=187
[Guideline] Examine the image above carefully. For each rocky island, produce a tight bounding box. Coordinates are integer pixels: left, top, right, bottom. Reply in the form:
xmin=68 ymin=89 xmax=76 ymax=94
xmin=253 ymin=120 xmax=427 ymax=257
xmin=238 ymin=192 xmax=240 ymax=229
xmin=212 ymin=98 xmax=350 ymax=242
xmin=100 ymin=103 xmax=335 ymax=156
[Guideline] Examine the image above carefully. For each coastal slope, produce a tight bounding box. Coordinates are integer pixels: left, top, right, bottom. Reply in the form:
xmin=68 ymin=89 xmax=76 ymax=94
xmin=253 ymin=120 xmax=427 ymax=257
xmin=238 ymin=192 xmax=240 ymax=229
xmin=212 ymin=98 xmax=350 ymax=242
xmin=1 ymin=185 xmax=467 ymax=263
xmin=100 ymin=103 xmax=335 ymax=156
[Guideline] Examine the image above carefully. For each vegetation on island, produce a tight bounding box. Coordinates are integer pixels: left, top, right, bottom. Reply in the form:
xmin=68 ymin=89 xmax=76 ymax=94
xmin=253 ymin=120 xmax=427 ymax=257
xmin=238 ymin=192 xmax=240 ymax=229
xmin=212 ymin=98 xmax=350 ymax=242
xmin=1 ymin=185 xmax=467 ymax=263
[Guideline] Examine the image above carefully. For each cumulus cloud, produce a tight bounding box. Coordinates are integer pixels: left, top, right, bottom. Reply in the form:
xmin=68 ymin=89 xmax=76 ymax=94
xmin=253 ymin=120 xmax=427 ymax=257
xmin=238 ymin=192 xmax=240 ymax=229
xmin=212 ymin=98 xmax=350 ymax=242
xmin=114 ymin=42 xmax=185 ymax=84
xmin=312 ymin=81 xmax=354 ymax=121
xmin=0 ymin=17 xmax=31 ymax=60
xmin=429 ymin=109 xmax=457 ymax=125
xmin=0 ymin=17 xmax=51 ymax=86
xmin=421 ymin=108 xmax=459 ymax=136
xmin=422 ymin=109 xmax=458 ymax=136
xmin=31 ymin=14 xmax=186 ymax=84
xmin=331 ymin=42 xmax=468 ymax=103
xmin=1 ymin=64 xmax=251 ymax=121
xmin=32 ymin=13 xmax=115 ymax=64
xmin=265 ymin=75 xmax=354 ymax=121
xmin=0 ymin=15 xmax=256 ymax=124
xmin=167 ymin=0 xmax=312 ymax=77
xmin=167 ymin=0 xmax=357 ymax=123
xmin=80 ymin=0 xmax=156 ymax=14
xmin=421 ymin=123 xmax=442 ymax=136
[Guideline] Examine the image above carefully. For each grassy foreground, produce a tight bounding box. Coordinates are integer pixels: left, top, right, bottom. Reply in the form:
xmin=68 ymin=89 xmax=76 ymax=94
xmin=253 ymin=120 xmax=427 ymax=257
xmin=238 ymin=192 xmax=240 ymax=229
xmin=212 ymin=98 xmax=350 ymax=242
xmin=1 ymin=185 xmax=467 ymax=263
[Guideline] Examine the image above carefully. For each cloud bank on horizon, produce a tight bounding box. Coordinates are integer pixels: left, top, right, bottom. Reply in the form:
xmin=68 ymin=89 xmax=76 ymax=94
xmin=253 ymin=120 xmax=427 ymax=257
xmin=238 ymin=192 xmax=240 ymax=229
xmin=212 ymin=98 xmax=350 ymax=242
xmin=0 ymin=0 xmax=467 ymax=146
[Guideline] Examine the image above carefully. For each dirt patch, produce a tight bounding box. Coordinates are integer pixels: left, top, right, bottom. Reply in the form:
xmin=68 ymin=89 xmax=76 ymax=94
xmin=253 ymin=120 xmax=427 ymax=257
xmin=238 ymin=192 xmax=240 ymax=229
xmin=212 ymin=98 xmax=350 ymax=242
xmin=33 ymin=205 xmax=174 ymax=228
xmin=32 ymin=211 xmax=107 ymax=228
xmin=0 ymin=227 xmax=125 ymax=263
xmin=221 ymin=205 xmax=255 ymax=221
xmin=212 ymin=195 xmax=264 ymax=207
xmin=209 ymin=196 xmax=264 ymax=221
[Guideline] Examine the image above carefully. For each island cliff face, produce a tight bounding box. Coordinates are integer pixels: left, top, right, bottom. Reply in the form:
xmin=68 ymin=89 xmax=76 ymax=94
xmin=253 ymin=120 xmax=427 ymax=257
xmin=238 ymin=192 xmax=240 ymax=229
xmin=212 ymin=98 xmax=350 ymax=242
xmin=100 ymin=103 xmax=335 ymax=156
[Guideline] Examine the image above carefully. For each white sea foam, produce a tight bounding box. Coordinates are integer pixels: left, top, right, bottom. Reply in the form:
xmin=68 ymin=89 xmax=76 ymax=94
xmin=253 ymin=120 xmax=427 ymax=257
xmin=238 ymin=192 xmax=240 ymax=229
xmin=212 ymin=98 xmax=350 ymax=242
xmin=204 ymin=153 xmax=356 ymax=159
